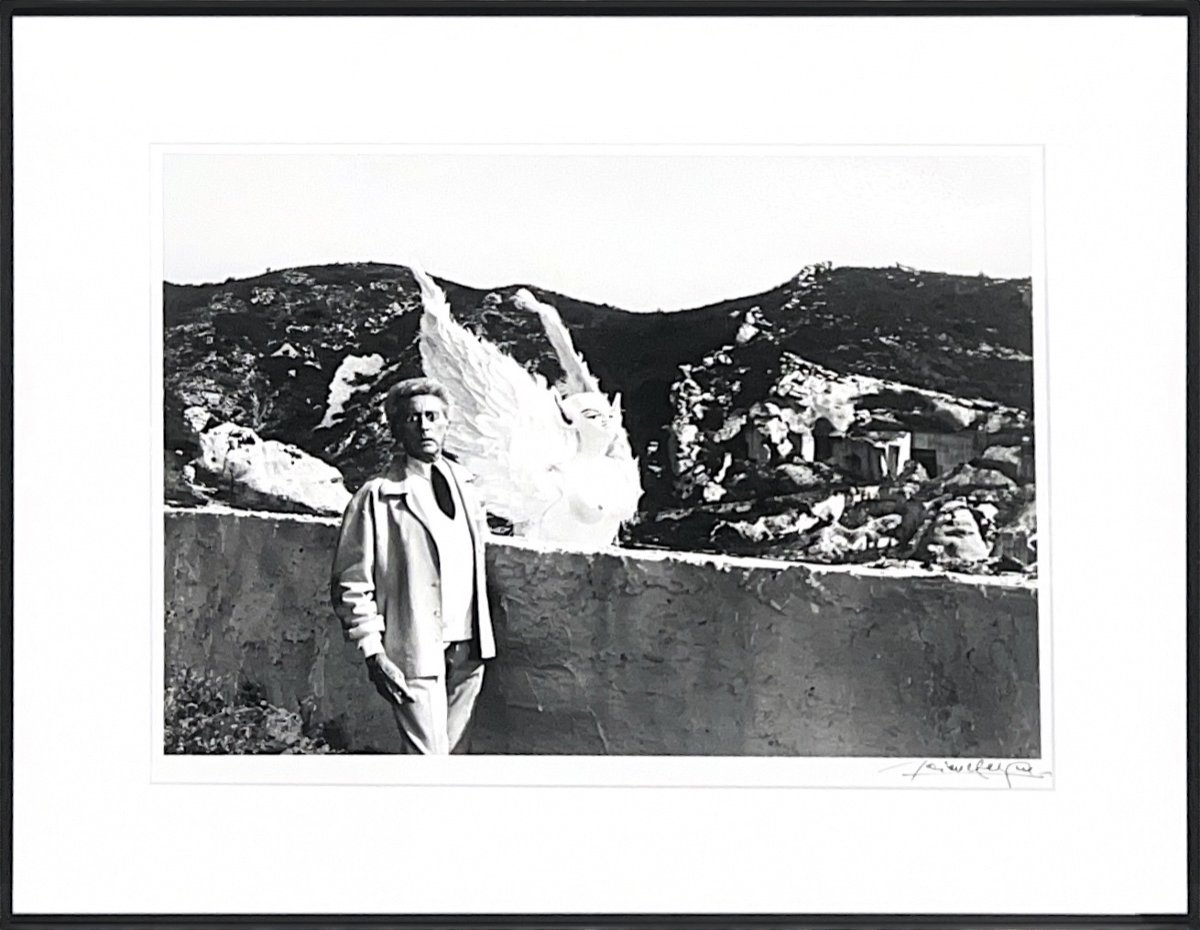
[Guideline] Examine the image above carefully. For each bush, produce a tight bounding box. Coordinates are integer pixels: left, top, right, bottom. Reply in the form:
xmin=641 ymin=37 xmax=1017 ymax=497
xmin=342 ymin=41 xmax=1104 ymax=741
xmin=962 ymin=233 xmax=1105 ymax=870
xmin=164 ymin=664 xmax=341 ymax=754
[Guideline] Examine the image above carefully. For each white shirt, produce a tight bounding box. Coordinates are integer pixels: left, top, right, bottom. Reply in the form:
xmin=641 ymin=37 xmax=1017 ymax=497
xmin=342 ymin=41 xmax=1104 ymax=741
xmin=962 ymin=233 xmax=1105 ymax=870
xmin=405 ymin=456 xmax=476 ymax=643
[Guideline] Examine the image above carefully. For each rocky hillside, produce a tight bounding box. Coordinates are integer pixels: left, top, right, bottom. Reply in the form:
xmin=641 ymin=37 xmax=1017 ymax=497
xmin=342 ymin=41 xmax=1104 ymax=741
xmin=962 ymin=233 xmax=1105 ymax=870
xmin=164 ymin=262 xmax=1035 ymax=572
xmin=165 ymin=263 xmax=736 ymax=503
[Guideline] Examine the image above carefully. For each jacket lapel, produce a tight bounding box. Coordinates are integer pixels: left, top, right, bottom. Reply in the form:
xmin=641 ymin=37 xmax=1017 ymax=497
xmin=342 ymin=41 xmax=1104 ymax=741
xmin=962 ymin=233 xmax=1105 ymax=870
xmin=378 ymin=456 xmax=440 ymax=560
xmin=403 ymin=483 xmax=438 ymax=548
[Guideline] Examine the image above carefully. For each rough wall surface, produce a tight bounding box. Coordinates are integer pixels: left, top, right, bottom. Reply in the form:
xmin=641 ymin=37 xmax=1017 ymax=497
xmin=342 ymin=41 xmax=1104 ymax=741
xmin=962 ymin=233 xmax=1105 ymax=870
xmin=164 ymin=508 xmax=1040 ymax=756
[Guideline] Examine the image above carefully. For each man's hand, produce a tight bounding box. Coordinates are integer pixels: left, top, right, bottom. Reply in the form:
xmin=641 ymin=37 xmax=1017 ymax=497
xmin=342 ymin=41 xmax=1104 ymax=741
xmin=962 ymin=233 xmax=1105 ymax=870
xmin=366 ymin=653 xmax=415 ymax=704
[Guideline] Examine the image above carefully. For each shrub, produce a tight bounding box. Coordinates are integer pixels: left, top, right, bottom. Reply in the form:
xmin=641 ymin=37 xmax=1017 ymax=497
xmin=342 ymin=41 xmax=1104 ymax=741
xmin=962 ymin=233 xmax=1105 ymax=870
xmin=164 ymin=664 xmax=341 ymax=754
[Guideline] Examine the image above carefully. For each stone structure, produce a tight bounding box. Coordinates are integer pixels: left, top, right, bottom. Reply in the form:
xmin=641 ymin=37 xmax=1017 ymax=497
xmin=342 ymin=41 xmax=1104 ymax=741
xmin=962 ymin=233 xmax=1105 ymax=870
xmin=910 ymin=428 xmax=990 ymax=478
xmin=825 ymin=428 xmax=912 ymax=482
xmin=164 ymin=507 xmax=1040 ymax=757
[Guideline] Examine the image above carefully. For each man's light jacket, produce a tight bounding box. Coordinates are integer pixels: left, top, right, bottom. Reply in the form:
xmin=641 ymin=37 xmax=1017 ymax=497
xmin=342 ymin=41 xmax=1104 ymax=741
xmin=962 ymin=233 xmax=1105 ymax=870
xmin=330 ymin=455 xmax=497 ymax=679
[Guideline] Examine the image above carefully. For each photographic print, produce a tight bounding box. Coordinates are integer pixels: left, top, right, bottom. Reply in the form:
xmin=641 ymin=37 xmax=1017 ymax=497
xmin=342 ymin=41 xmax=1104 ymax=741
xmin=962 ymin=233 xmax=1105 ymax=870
xmin=159 ymin=146 xmax=1047 ymax=779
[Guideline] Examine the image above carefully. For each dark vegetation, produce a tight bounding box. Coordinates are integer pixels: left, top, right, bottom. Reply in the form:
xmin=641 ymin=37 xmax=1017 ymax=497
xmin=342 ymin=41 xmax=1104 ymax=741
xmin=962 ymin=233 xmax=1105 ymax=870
xmin=164 ymin=663 xmax=343 ymax=754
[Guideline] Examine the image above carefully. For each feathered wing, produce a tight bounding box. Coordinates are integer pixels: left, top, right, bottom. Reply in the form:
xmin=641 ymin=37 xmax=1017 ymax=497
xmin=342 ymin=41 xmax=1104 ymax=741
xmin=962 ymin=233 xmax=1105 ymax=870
xmin=512 ymin=288 xmax=600 ymax=396
xmin=412 ymin=266 xmax=574 ymax=528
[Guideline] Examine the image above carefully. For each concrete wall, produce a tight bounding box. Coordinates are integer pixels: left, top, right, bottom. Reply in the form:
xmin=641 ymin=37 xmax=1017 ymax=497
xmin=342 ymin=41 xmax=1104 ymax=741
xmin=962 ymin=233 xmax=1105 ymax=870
xmin=164 ymin=507 xmax=1040 ymax=757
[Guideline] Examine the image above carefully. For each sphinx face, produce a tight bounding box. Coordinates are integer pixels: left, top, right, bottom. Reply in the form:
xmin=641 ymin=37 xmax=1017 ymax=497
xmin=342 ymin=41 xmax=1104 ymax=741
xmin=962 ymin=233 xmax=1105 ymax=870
xmin=560 ymin=391 xmax=619 ymax=455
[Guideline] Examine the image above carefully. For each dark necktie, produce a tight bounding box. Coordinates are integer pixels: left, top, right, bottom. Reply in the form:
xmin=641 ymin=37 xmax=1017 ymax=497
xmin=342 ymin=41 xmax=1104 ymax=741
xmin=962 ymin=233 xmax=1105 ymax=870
xmin=430 ymin=465 xmax=457 ymax=520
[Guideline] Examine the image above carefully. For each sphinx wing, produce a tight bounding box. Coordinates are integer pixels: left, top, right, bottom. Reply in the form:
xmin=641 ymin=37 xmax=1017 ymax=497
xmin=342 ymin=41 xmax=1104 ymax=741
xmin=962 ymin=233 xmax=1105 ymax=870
xmin=414 ymin=272 xmax=573 ymax=527
xmin=512 ymin=288 xmax=600 ymax=396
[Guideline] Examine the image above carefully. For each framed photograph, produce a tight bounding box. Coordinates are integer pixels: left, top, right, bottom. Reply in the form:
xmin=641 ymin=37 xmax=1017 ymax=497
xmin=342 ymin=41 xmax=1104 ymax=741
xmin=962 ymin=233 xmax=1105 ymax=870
xmin=3 ymin=2 xmax=1194 ymax=925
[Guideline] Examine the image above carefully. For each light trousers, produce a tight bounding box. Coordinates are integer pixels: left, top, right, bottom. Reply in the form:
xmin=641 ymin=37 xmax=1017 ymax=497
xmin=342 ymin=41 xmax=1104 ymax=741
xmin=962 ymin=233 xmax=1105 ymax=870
xmin=390 ymin=641 xmax=485 ymax=754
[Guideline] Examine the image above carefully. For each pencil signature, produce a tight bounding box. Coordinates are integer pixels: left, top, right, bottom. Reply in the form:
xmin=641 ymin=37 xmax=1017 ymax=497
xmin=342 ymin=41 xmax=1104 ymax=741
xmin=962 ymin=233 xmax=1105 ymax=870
xmin=879 ymin=758 xmax=1052 ymax=788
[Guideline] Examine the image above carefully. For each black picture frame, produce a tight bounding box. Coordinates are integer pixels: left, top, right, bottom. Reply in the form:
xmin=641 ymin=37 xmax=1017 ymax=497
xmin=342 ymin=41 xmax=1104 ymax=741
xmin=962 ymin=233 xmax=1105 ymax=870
xmin=2 ymin=1 xmax=1195 ymax=927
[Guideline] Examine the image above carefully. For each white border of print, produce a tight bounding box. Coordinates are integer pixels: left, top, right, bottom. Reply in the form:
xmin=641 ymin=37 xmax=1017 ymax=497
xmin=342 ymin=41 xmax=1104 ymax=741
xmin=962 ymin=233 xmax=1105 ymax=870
xmin=149 ymin=143 xmax=1052 ymax=792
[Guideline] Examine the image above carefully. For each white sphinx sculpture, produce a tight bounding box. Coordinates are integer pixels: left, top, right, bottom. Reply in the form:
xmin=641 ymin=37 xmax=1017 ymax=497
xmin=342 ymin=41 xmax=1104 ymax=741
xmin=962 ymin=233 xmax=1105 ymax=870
xmin=412 ymin=267 xmax=643 ymax=551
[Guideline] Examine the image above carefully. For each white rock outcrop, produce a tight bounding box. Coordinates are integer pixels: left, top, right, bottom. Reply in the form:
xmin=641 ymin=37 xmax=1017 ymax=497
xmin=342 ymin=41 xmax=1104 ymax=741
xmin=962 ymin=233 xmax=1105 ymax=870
xmin=194 ymin=420 xmax=351 ymax=515
xmin=317 ymin=353 xmax=385 ymax=429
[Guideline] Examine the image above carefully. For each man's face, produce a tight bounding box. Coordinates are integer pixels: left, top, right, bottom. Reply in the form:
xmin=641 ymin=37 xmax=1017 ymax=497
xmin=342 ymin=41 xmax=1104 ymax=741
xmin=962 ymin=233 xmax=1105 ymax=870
xmin=399 ymin=394 xmax=449 ymax=462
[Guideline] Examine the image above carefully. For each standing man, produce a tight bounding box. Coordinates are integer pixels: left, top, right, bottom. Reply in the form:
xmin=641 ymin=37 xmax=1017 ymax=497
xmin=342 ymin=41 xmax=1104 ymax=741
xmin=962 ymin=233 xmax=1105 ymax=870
xmin=331 ymin=378 xmax=495 ymax=754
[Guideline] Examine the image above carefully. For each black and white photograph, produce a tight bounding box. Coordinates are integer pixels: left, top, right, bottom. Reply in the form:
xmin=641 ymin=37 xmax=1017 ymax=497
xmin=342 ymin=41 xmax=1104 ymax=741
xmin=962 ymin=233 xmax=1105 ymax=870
xmin=159 ymin=147 xmax=1048 ymax=774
